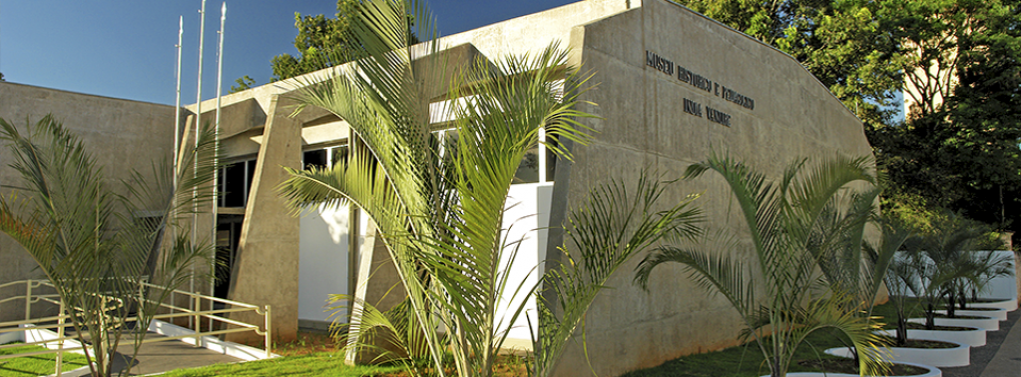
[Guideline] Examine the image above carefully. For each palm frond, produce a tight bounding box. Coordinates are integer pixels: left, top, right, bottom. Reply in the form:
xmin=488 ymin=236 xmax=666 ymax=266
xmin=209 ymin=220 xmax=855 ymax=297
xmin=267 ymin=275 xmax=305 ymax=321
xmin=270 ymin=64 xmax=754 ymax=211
xmin=530 ymin=174 xmax=702 ymax=376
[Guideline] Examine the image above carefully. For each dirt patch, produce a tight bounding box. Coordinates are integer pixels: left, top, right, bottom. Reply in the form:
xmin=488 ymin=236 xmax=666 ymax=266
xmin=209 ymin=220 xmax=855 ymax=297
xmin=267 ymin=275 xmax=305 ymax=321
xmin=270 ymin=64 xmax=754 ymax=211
xmin=957 ymin=307 xmax=1001 ymax=311
xmin=799 ymin=358 xmax=930 ymax=375
xmin=879 ymin=335 xmax=959 ymax=349
xmin=934 ymin=314 xmax=988 ymax=319
xmin=904 ymin=322 xmax=976 ymax=331
xmin=273 ymin=331 xmax=342 ymax=357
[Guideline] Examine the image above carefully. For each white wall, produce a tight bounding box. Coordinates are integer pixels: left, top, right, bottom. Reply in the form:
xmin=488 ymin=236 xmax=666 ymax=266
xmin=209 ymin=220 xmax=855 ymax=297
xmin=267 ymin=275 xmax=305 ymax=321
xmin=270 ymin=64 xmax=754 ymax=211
xmin=895 ymin=250 xmax=1017 ymax=299
xmin=296 ymin=182 xmax=553 ymax=336
xmin=500 ymin=183 xmax=554 ymax=342
xmin=298 ymin=206 xmax=352 ymax=322
xmin=984 ymin=250 xmax=1017 ymax=299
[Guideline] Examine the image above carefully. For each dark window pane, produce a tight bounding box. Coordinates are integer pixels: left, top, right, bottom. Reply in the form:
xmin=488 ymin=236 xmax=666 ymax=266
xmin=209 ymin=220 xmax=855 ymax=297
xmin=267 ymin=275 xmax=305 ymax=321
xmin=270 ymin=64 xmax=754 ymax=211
xmin=224 ymin=162 xmax=246 ymax=207
xmin=218 ymin=167 xmax=226 ymax=207
xmin=246 ymin=159 xmax=257 ymax=195
xmin=304 ymin=149 xmax=328 ymax=170
xmin=514 ymin=145 xmax=540 ymax=184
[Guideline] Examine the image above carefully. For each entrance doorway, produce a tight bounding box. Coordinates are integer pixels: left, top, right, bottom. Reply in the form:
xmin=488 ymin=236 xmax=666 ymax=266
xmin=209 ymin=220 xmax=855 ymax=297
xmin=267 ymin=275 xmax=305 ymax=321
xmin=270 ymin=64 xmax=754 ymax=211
xmin=215 ymin=214 xmax=244 ymax=299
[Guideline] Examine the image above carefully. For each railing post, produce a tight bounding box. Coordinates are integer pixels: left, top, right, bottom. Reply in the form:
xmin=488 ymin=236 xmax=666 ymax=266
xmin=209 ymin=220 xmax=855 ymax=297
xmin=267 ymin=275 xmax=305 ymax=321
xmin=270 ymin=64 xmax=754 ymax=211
xmin=188 ymin=291 xmax=194 ymax=330
xmin=193 ymin=294 xmax=202 ymax=347
xmin=264 ymin=305 xmax=272 ymax=359
xmin=56 ymin=301 xmax=65 ymax=377
xmin=24 ymin=280 xmax=32 ymax=321
xmin=170 ymin=290 xmax=175 ymax=321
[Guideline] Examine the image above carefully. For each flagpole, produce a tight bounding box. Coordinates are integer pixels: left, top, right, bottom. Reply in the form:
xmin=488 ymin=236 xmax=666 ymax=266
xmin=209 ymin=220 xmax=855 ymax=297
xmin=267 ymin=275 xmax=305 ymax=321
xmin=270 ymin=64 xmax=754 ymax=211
xmin=174 ymin=16 xmax=183 ymax=199
xmin=210 ymin=1 xmax=226 ymax=330
xmin=191 ymin=0 xmax=207 ymax=327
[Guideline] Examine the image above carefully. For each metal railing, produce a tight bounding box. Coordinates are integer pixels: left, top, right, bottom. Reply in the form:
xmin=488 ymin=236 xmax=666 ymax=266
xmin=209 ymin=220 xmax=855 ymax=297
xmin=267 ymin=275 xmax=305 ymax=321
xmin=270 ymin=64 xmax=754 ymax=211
xmin=0 ymin=278 xmax=272 ymax=376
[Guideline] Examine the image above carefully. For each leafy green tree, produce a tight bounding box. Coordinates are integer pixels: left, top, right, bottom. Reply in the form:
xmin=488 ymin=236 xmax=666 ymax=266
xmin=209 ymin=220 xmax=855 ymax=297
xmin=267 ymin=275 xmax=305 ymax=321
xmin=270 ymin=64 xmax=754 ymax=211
xmin=229 ymin=75 xmax=256 ymax=94
xmin=278 ymin=1 xmax=705 ymax=376
xmin=0 ymin=116 xmax=219 ymax=376
xmin=676 ymin=0 xmax=903 ymax=126
xmin=266 ymin=0 xmax=418 ymax=82
xmin=635 ymin=154 xmax=888 ymax=377
xmin=866 ymin=0 xmax=1021 ymax=232
xmin=270 ymin=0 xmax=360 ymax=81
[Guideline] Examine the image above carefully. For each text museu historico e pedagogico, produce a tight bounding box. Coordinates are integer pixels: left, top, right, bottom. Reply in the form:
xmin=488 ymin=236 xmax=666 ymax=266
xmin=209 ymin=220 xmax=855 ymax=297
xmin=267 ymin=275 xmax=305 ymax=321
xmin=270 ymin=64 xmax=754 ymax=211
xmin=645 ymin=50 xmax=756 ymax=127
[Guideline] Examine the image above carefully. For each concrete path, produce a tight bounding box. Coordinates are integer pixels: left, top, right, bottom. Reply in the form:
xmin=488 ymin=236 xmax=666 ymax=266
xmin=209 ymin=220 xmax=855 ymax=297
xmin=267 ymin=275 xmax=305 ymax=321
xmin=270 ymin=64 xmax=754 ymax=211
xmin=940 ymin=306 xmax=1021 ymax=377
xmin=59 ymin=332 xmax=242 ymax=376
xmin=979 ymin=307 xmax=1021 ymax=377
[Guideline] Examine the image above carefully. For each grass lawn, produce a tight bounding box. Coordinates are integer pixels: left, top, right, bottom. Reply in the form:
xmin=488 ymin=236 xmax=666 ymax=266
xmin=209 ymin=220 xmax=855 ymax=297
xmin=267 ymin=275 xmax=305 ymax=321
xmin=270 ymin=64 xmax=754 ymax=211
xmin=155 ymin=352 xmax=402 ymax=377
xmin=155 ymin=299 xmax=946 ymax=377
xmin=0 ymin=342 xmax=89 ymax=377
xmin=621 ymin=298 xmax=934 ymax=377
xmin=618 ymin=329 xmax=855 ymax=377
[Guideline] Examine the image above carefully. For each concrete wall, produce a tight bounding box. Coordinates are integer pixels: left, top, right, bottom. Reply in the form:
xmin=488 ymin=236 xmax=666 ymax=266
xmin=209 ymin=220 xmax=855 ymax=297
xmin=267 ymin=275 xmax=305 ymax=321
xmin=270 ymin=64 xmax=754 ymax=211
xmin=0 ymin=82 xmax=177 ymax=322
xmin=175 ymin=0 xmax=874 ymax=372
xmin=546 ymin=1 xmax=875 ymax=376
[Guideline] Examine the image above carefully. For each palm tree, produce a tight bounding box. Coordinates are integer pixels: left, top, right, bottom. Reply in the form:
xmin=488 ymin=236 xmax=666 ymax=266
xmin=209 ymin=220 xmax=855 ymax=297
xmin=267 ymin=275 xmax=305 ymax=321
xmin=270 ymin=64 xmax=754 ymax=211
xmin=634 ymin=154 xmax=889 ymax=377
xmin=278 ymin=1 xmax=707 ymax=376
xmin=902 ymin=211 xmax=1012 ymax=324
xmin=0 ymin=115 xmax=219 ymax=377
xmin=862 ymin=214 xmax=917 ymax=346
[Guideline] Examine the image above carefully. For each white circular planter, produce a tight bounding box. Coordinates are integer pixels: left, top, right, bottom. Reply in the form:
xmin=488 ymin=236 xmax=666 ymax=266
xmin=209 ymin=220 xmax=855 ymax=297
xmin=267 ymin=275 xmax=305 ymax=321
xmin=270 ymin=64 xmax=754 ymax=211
xmin=877 ymin=327 xmax=986 ymax=347
xmin=826 ymin=339 xmax=970 ymax=367
xmin=909 ymin=315 xmax=1000 ymax=331
xmin=763 ymin=361 xmax=942 ymax=377
xmin=968 ymin=298 xmax=1018 ymax=312
xmin=936 ymin=307 xmax=1008 ymax=321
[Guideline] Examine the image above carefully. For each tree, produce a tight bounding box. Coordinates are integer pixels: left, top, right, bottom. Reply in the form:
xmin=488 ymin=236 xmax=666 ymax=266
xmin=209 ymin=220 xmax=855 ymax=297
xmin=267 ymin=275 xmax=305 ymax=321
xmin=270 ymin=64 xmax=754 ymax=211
xmin=866 ymin=0 xmax=1021 ymax=232
xmin=229 ymin=75 xmax=256 ymax=94
xmin=634 ymin=154 xmax=888 ymax=377
xmin=0 ymin=116 xmax=219 ymax=377
xmin=278 ymin=1 xmax=705 ymax=376
xmin=267 ymin=0 xmax=418 ymax=82
xmin=676 ymin=0 xmax=903 ymax=126
xmin=1 ymin=72 xmax=5 ymax=81
xmin=270 ymin=0 xmax=360 ymax=81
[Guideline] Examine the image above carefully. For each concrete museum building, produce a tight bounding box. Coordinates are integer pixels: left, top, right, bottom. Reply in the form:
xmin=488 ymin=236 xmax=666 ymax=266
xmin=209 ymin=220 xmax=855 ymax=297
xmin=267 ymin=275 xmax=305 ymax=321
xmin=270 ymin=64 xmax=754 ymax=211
xmin=0 ymin=0 xmax=874 ymax=375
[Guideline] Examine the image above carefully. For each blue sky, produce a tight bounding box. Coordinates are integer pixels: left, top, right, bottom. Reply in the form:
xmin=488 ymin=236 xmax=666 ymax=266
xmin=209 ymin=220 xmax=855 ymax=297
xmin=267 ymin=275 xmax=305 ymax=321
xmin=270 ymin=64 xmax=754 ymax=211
xmin=0 ymin=0 xmax=575 ymax=105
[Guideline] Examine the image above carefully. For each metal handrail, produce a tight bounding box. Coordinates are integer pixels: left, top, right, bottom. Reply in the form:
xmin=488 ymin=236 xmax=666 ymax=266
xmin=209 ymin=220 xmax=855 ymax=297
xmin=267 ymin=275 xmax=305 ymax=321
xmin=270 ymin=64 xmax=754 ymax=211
xmin=0 ymin=278 xmax=274 ymax=375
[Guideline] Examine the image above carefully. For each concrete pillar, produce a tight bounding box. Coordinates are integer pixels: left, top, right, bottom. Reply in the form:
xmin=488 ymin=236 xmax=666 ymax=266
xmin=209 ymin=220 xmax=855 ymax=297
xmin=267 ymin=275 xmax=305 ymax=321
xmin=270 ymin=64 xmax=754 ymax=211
xmin=226 ymin=95 xmax=302 ymax=344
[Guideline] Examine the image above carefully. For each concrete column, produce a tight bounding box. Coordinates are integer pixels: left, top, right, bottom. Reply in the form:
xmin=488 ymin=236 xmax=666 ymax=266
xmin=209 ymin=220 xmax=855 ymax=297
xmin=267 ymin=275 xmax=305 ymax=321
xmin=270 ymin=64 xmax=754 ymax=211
xmin=226 ymin=95 xmax=302 ymax=344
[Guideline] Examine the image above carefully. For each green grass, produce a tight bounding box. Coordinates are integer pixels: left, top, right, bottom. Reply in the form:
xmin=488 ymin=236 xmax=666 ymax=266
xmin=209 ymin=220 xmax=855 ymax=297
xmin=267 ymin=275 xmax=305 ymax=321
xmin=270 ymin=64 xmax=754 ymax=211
xmin=618 ymin=329 xmax=854 ymax=377
xmin=154 ymin=352 xmax=402 ymax=377
xmin=871 ymin=297 xmax=929 ymax=324
xmin=153 ymin=299 xmax=944 ymax=377
xmin=0 ymin=342 xmax=89 ymax=377
xmin=620 ymin=299 xmax=932 ymax=377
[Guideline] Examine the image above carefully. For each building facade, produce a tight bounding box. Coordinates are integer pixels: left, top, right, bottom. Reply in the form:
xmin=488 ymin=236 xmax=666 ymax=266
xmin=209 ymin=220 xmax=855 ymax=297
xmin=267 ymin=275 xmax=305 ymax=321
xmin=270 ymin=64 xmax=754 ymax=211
xmin=1 ymin=1 xmax=876 ymax=375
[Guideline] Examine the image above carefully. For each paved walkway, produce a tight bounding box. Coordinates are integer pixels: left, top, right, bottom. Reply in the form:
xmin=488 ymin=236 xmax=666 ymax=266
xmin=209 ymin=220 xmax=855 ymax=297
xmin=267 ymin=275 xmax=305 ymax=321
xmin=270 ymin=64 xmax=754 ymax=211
xmin=941 ymin=306 xmax=1021 ymax=377
xmin=59 ymin=332 xmax=242 ymax=376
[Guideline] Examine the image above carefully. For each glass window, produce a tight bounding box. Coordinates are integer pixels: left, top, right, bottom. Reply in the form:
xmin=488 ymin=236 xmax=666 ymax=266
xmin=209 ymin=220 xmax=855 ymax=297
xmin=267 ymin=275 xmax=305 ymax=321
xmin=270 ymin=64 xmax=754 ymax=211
xmin=224 ymin=162 xmax=246 ymax=207
xmin=246 ymin=159 xmax=257 ymax=195
xmin=303 ymin=149 xmax=328 ymax=170
xmin=514 ymin=144 xmax=540 ymax=184
xmin=223 ymin=161 xmax=247 ymax=207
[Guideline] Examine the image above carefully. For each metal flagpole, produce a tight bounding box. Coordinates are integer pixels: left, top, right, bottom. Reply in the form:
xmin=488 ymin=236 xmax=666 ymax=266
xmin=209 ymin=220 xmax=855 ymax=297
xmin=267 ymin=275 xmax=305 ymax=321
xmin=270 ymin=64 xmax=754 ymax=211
xmin=210 ymin=1 xmax=226 ymax=330
xmin=174 ymin=16 xmax=183 ymax=211
xmin=191 ymin=0 xmax=207 ymax=327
